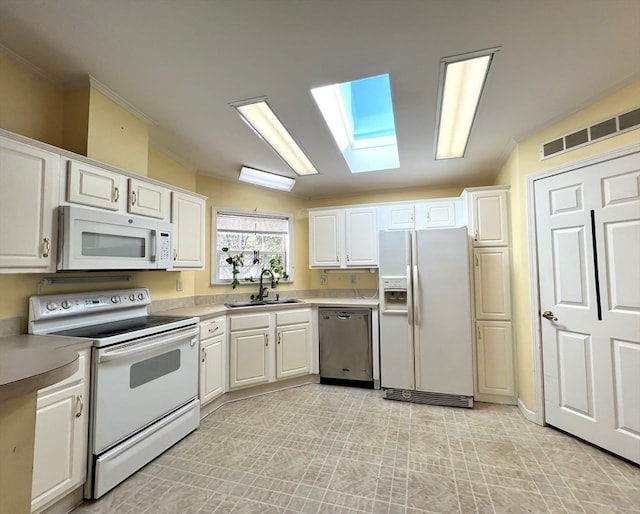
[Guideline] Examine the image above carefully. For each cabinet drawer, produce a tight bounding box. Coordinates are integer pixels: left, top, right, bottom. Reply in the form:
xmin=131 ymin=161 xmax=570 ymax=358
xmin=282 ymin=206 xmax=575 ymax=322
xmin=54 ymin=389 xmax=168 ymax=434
xmin=38 ymin=349 xmax=89 ymax=396
xmin=200 ymin=317 xmax=226 ymax=339
xmin=229 ymin=313 xmax=270 ymax=331
xmin=276 ymin=308 xmax=311 ymax=326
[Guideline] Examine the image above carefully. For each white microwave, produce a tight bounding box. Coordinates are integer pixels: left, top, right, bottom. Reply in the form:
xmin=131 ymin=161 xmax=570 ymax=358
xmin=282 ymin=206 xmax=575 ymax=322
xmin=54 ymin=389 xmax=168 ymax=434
xmin=57 ymin=205 xmax=173 ymax=271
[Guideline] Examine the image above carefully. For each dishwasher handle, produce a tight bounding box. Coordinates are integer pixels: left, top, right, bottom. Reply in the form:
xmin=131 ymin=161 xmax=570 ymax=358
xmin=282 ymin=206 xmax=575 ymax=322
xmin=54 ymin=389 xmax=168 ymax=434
xmin=337 ymin=314 xmax=351 ymax=320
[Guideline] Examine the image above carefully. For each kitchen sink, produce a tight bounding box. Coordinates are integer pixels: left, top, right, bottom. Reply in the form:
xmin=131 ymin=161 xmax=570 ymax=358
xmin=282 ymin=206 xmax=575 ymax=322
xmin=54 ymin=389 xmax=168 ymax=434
xmin=225 ymin=298 xmax=304 ymax=308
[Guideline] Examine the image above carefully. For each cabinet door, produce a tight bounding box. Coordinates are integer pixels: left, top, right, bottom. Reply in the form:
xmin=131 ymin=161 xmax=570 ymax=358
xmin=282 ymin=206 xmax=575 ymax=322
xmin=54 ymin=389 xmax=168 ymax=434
xmin=172 ymin=191 xmax=205 ymax=268
xmin=345 ymin=207 xmax=378 ymax=266
xmin=128 ymin=178 xmax=170 ymax=220
xmin=0 ymin=137 xmax=59 ymax=271
xmin=276 ymin=323 xmax=310 ymax=379
xmin=229 ymin=329 xmax=269 ymax=389
xmin=475 ymin=321 xmax=515 ymax=397
xmin=424 ymin=201 xmax=456 ymax=228
xmin=67 ymin=160 xmax=125 ymax=211
xmin=471 ymin=190 xmax=509 ymax=246
xmin=31 ymin=381 xmax=87 ymax=511
xmin=473 ymin=247 xmax=512 ymax=320
xmin=200 ymin=333 xmax=225 ymax=404
xmin=309 ymin=210 xmax=342 ymax=267
xmin=387 ymin=204 xmax=415 ymax=230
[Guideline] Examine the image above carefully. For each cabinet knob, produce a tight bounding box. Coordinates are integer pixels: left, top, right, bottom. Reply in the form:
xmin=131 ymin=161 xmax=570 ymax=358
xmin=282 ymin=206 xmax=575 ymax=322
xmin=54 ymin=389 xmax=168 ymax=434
xmin=131 ymin=190 xmax=137 ymax=205
xmin=114 ymin=187 xmax=120 ymax=202
xmin=42 ymin=237 xmax=50 ymax=258
xmin=201 ymin=348 xmax=206 ymax=362
xmin=474 ymin=230 xmax=478 ymax=242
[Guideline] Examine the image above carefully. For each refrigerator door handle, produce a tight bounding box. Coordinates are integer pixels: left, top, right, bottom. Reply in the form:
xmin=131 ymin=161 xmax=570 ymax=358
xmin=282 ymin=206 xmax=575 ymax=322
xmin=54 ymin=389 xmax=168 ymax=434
xmin=412 ymin=264 xmax=420 ymax=326
xmin=406 ymin=265 xmax=413 ymax=326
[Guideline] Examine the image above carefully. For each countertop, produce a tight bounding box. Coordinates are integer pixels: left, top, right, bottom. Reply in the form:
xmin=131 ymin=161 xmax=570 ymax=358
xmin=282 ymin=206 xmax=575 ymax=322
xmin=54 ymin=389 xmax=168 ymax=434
xmin=0 ymin=335 xmax=88 ymax=402
xmin=159 ymin=297 xmax=379 ymax=320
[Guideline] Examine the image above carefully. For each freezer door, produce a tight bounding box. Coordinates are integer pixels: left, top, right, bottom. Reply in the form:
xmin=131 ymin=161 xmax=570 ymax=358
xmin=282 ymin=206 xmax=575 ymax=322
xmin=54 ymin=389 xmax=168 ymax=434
xmin=413 ymin=228 xmax=473 ymax=396
xmin=378 ymin=230 xmax=415 ymax=390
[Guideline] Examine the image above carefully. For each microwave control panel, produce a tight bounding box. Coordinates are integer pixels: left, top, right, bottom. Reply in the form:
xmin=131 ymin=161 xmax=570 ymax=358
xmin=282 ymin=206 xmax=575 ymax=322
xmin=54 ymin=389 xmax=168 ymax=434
xmin=158 ymin=231 xmax=171 ymax=263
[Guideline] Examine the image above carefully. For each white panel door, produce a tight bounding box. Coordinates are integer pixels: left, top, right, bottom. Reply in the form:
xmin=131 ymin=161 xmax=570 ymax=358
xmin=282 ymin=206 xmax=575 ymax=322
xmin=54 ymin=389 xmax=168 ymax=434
xmin=345 ymin=207 xmax=378 ymax=266
xmin=128 ymin=178 xmax=170 ymax=220
xmin=200 ymin=334 xmax=225 ymax=403
xmin=535 ymin=151 xmax=640 ymax=464
xmin=387 ymin=204 xmax=415 ymax=230
xmin=172 ymin=191 xmax=205 ymax=268
xmin=471 ymin=190 xmax=509 ymax=246
xmin=229 ymin=329 xmax=269 ymax=389
xmin=67 ymin=160 xmax=125 ymax=211
xmin=276 ymin=323 xmax=310 ymax=379
xmin=476 ymin=321 xmax=515 ymax=397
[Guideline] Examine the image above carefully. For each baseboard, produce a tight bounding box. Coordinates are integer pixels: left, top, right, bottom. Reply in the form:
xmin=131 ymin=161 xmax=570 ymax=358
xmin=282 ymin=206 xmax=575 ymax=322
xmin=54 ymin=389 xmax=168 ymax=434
xmin=37 ymin=485 xmax=83 ymax=514
xmin=517 ymin=397 xmax=540 ymax=425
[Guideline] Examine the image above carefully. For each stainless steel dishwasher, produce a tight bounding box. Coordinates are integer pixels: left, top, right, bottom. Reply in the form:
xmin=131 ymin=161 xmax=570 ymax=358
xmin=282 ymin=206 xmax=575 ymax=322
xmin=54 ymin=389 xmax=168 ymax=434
xmin=319 ymin=308 xmax=373 ymax=388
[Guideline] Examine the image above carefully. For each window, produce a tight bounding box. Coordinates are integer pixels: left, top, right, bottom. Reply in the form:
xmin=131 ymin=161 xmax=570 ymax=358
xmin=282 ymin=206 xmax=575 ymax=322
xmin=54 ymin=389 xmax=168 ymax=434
xmin=211 ymin=209 xmax=293 ymax=285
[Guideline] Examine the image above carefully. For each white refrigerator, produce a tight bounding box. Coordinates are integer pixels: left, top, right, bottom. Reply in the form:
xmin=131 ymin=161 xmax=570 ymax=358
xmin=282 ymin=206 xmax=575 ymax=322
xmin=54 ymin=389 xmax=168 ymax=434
xmin=378 ymin=227 xmax=474 ymax=407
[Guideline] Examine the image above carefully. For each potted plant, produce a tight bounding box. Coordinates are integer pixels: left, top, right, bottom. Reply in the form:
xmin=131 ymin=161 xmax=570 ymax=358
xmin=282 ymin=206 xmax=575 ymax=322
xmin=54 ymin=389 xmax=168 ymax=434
xmin=221 ymin=248 xmax=288 ymax=289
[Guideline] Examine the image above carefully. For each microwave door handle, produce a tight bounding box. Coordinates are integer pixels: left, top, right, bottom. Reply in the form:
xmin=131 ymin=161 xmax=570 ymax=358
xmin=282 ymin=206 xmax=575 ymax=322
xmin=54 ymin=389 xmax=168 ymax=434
xmin=150 ymin=229 xmax=157 ymax=262
xmin=97 ymin=326 xmax=199 ymax=363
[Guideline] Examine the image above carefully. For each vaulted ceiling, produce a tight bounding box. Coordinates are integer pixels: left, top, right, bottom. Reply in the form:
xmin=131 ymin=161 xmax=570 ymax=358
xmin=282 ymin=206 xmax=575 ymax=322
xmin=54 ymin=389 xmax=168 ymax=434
xmin=1 ymin=0 xmax=638 ymax=198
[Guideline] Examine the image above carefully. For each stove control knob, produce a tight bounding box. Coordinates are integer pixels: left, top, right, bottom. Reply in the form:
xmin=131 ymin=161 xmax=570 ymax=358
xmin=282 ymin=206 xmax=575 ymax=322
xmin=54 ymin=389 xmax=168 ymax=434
xmin=129 ymin=294 xmax=136 ymax=301
xmin=137 ymin=293 xmax=145 ymax=300
xmin=61 ymin=300 xmax=72 ymax=310
xmin=46 ymin=302 xmax=59 ymax=311
xmin=111 ymin=296 xmax=120 ymax=304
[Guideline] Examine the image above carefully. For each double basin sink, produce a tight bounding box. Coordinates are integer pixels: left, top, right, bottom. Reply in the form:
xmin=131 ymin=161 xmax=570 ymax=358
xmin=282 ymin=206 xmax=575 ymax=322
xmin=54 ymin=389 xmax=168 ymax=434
xmin=225 ymin=298 xmax=304 ymax=308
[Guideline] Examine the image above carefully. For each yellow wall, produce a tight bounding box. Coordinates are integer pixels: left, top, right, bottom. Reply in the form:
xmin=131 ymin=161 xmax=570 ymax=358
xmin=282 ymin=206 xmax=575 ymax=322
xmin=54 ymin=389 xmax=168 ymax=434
xmin=86 ymin=88 xmax=149 ymax=176
xmin=62 ymin=85 xmax=90 ymax=156
xmin=0 ymin=54 xmax=64 ymax=147
xmin=494 ymin=80 xmax=640 ymax=410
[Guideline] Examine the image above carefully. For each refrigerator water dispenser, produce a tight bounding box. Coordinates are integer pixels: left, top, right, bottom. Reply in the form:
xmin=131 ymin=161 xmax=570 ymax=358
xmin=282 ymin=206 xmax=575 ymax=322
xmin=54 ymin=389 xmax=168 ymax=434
xmin=381 ymin=276 xmax=408 ymax=313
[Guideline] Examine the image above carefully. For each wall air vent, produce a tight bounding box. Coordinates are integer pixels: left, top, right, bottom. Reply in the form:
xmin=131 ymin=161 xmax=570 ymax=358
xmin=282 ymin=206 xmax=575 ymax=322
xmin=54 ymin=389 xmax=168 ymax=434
xmin=540 ymin=107 xmax=640 ymax=159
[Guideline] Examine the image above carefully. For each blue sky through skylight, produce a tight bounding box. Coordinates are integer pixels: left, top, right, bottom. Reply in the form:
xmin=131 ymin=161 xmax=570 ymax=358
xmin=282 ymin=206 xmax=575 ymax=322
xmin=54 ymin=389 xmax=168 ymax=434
xmin=311 ymin=73 xmax=399 ymax=173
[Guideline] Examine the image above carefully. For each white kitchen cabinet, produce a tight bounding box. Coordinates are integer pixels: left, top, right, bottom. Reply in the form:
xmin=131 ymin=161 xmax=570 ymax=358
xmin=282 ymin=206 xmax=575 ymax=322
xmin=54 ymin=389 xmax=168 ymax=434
xmin=66 ymin=159 xmax=126 ymax=211
xmin=128 ymin=178 xmax=170 ymax=221
xmin=309 ymin=209 xmax=343 ymax=267
xmin=475 ymin=321 xmax=515 ymax=398
xmin=199 ymin=317 xmax=226 ymax=405
xmin=0 ymin=136 xmax=60 ymax=272
xmin=228 ymin=313 xmax=270 ymax=390
xmin=473 ymin=247 xmax=512 ymax=320
xmin=468 ymin=189 xmax=509 ymax=246
xmin=309 ymin=207 xmax=377 ymax=268
xmin=424 ymin=201 xmax=457 ymax=228
xmin=345 ymin=207 xmax=378 ymax=266
xmin=276 ymin=309 xmax=311 ymax=380
xmin=31 ymin=349 xmax=90 ymax=513
xmin=385 ymin=204 xmax=415 ymax=230
xmin=172 ymin=191 xmax=206 ymax=269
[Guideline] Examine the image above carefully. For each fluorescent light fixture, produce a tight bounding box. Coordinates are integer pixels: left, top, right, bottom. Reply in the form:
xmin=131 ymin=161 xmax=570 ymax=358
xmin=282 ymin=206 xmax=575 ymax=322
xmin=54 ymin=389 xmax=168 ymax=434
xmin=311 ymin=73 xmax=399 ymax=173
xmin=239 ymin=166 xmax=295 ymax=192
xmin=435 ymin=47 xmax=500 ymax=160
xmin=231 ymin=98 xmax=318 ymax=176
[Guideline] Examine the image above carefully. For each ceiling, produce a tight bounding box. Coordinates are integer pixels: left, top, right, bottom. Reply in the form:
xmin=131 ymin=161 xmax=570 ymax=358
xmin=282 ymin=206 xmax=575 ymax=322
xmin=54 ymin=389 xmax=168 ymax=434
xmin=1 ymin=0 xmax=639 ymax=198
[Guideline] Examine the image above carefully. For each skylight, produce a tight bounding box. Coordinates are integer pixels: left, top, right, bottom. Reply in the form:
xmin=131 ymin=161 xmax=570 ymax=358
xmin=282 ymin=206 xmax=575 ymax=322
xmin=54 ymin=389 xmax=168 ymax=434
xmin=312 ymin=73 xmax=399 ymax=173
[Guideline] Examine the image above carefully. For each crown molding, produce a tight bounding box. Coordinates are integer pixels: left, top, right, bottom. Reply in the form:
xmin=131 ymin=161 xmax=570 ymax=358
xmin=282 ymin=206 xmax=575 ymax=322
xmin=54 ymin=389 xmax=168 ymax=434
xmin=89 ymin=75 xmax=157 ymax=126
xmin=148 ymin=137 xmax=197 ymax=172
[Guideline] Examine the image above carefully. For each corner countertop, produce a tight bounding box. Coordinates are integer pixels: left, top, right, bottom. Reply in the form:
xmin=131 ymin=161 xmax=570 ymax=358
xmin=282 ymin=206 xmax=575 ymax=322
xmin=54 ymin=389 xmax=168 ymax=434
xmin=0 ymin=335 xmax=86 ymax=403
xmin=158 ymin=297 xmax=379 ymax=320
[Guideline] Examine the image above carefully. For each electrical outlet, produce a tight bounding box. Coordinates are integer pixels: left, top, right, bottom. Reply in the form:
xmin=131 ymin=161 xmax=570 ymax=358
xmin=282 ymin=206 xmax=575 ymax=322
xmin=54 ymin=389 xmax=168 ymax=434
xmin=176 ymin=279 xmax=183 ymax=292
xmin=350 ymin=275 xmax=356 ymax=285
xmin=320 ymin=274 xmax=328 ymax=286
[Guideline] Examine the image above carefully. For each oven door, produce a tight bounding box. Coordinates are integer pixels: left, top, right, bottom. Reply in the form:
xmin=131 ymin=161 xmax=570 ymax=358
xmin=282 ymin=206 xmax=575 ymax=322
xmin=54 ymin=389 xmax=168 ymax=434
xmin=92 ymin=325 xmax=199 ymax=454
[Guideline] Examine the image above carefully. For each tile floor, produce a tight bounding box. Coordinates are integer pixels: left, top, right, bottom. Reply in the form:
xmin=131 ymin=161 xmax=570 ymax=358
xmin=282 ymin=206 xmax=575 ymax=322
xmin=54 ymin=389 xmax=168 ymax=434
xmin=74 ymin=384 xmax=639 ymax=513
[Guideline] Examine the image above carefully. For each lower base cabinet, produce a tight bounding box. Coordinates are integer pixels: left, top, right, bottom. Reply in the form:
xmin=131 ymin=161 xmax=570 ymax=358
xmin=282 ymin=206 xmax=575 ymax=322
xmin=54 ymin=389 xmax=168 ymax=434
xmin=31 ymin=349 xmax=90 ymax=513
xmin=229 ymin=309 xmax=312 ymax=390
xmin=199 ymin=317 xmax=226 ymax=404
xmin=475 ymin=321 xmax=515 ymax=400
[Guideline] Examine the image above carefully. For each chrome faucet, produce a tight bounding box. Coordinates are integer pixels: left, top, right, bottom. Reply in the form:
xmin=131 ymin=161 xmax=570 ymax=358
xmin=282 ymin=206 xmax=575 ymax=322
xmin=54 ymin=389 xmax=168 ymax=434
xmin=257 ymin=269 xmax=275 ymax=302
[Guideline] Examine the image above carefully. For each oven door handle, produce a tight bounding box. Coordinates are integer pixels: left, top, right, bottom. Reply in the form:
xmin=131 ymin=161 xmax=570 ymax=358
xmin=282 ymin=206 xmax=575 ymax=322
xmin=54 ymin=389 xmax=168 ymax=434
xmin=97 ymin=326 xmax=199 ymax=363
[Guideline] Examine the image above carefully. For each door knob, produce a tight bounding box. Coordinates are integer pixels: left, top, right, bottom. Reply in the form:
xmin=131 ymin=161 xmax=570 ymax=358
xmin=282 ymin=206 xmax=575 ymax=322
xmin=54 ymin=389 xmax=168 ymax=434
xmin=542 ymin=310 xmax=558 ymax=321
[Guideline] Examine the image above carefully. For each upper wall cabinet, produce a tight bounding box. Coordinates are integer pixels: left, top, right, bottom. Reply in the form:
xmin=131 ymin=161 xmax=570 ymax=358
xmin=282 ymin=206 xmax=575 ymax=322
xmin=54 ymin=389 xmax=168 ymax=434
xmin=309 ymin=207 xmax=378 ymax=268
xmin=467 ymin=189 xmax=510 ymax=246
xmin=379 ymin=198 xmax=461 ymax=231
xmin=385 ymin=204 xmax=415 ymax=230
xmin=65 ymin=160 xmax=171 ymax=221
xmin=66 ymin=160 xmax=127 ymax=211
xmin=128 ymin=178 xmax=170 ymax=221
xmin=423 ymin=201 xmax=457 ymax=229
xmin=171 ymin=191 xmax=206 ymax=269
xmin=0 ymin=136 xmax=60 ymax=272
